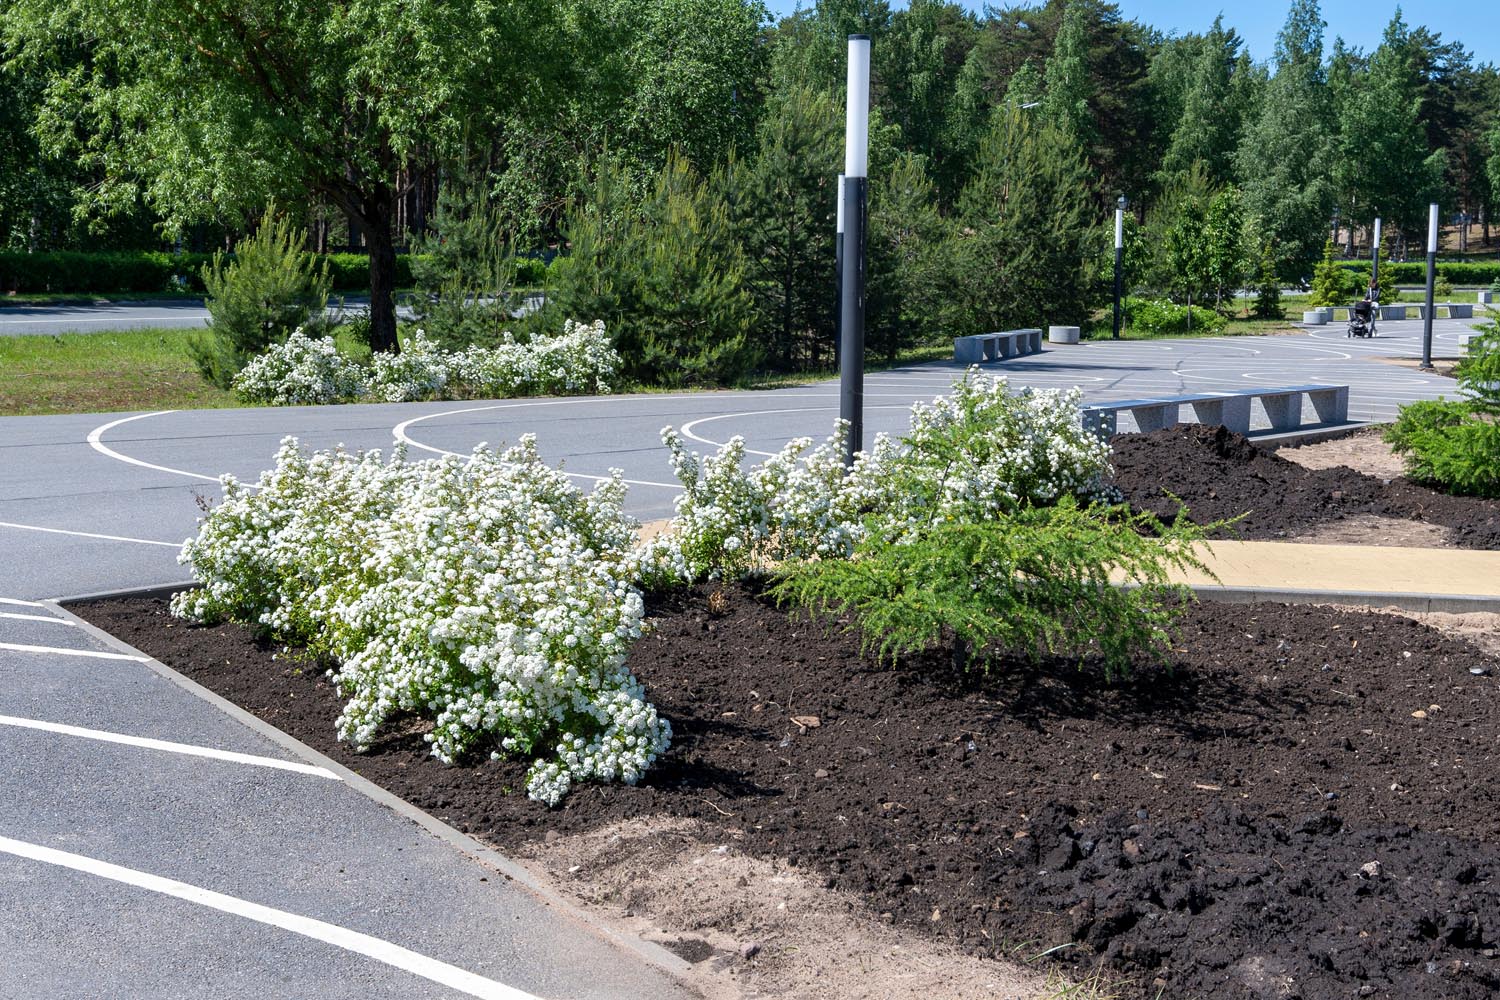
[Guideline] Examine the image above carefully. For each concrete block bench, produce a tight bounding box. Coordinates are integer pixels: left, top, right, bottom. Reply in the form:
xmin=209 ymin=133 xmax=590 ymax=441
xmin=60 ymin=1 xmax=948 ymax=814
xmin=954 ymin=328 xmax=1042 ymax=364
xmin=1081 ymin=384 xmax=1350 ymax=438
xmin=1480 ymin=290 xmax=1493 ymax=305
xmin=1415 ymin=303 xmax=1474 ymax=320
xmin=1380 ymin=304 xmax=1409 ymax=321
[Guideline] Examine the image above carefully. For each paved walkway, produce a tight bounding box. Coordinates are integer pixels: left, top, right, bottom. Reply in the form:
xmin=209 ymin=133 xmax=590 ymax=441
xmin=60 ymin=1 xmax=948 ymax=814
xmin=1173 ymin=541 xmax=1500 ymax=613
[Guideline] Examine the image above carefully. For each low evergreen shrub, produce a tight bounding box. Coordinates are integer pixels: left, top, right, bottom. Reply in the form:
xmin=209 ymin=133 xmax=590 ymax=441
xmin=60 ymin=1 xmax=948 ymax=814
xmin=1385 ymin=321 xmax=1500 ymax=498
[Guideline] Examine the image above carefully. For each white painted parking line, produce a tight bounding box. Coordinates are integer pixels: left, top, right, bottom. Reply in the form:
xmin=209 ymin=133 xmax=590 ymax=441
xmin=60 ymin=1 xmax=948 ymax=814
xmin=0 ymin=835 xmax=541 ymax=1000
xmin=0 ymin=714 xmax=340 ymax=779
xmin=86 ymin=410 xmax=228 ymax=485
xmin=0 ymin=598 xmax=47 ymax=607
xmin=0 ymin=611 xmax=78 ymax=626
xmin=0 ymin=641 xmax=149 ymax=661
xmin=0 ymin=520 xmax=182 ymax=548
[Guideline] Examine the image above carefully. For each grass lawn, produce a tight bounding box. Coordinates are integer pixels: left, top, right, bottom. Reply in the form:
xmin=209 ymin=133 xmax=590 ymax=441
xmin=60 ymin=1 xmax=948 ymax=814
xmin=0 ymin=328 xmax=235 ymax=416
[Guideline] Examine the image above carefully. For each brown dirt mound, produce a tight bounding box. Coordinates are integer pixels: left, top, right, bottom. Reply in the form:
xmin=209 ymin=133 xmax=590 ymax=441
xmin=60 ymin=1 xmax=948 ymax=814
xmin=1109 ymin=424 xmax=1500 ymax=549
xmin=74 ymin=589 xmax=1500 ymax=1000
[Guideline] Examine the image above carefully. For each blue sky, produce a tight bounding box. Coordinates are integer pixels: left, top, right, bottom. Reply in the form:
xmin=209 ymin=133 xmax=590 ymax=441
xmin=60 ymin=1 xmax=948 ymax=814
xmin=762 ymin=1 xmax=1500 ymax=65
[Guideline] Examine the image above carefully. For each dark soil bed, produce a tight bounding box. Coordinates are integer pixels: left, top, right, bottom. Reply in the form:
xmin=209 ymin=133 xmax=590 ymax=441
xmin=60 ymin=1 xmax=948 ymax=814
xmin=75 ymin=590 xmax=1500 ymax=1000
xmin=1110 ymin=424 xmax=1500 ymax=549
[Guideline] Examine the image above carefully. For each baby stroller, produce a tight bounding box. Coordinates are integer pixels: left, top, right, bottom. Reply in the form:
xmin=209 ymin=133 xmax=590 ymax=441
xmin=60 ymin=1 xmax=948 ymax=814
xmin=1347 ymin=297 xmax=1377 ymax=338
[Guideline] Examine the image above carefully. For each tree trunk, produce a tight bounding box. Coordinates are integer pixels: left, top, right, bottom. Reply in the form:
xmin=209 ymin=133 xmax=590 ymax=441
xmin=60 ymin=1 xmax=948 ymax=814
xmin=363 ymin=185 xmax=400 ymax=355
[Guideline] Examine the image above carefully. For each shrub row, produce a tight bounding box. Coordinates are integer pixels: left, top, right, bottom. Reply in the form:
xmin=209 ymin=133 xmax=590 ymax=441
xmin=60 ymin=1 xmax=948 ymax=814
xmin=0 ymin=250 xmax=415 ymax=295
xmin=1337 ymin=260 xmax=1500 ymax=285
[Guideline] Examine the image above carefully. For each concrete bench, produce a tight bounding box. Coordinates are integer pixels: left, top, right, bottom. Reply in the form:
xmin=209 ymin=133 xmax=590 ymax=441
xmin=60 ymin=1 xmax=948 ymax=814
xmin=954 ymin=328 xmax=1042 ymax=364
xmin=1415 ymin=302 xmax=1474 ymax=320
xmin=1081 ymin=384 xmax=1350 ymax=437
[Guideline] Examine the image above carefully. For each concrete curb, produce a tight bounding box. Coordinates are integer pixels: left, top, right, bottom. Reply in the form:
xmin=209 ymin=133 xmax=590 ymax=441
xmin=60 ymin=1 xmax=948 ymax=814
xmin=50 ymin=587 xmax=696 ymax=984
xmin=1185 ymin=584 xmax=1500 ymax=615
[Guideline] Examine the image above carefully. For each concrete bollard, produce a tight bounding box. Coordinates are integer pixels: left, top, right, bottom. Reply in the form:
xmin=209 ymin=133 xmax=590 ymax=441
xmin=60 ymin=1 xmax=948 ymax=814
xmin=1047 ymin=325 xmax=1080 ymax=345
xmin=1302 ymin=310 xmax=1327 ymax=325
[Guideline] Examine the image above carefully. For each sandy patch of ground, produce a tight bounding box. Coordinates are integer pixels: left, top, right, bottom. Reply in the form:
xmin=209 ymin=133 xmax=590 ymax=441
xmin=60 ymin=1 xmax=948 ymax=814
xmin=1288 ymin=514 xmax=1453 ymax=547
xmin=514 ymin=817 xmax=1102 ymax=1000
xmin=1277 ymin=427 xmax=1409 ymax=481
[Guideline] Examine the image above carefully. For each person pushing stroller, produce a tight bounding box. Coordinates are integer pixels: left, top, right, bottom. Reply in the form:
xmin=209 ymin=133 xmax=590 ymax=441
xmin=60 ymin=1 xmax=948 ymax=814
xmin=1347 ymin=288 xmax=1377 ymax=338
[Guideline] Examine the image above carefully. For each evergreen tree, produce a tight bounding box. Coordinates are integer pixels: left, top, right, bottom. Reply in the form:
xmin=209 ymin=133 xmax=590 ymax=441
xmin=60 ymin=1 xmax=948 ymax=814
xmin=739 ymin=85 xmax=843 ymax=370
xmin=547 ymin=153 xmax=758 ymax=386
xmin=947 ymin=105 xmax=1094 ymax=333
xmin=867 ymin=151 xmax=951 ymax=362
xmin=1252 ymin=240 xmax=1284 ymax=319
xmin=1041 ymin=1 xmax=1096 ymax=152
xmin=1236 ymin=0 xmax=1335 ymax=279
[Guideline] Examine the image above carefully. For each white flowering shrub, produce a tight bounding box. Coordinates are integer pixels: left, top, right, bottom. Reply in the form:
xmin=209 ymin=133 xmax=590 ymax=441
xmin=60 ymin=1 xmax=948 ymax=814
xmin=647 ymin=369 xmax=1117 ymax=581
xmin=368 ymin=329 xmax=450 ymax=402
xmin=172 ymin=436 xmax=670 ymax=805
xmin=231 ymin=330 xmax=369 ymax=405
xmin=232 ymin=322 xmax=620 ymax=406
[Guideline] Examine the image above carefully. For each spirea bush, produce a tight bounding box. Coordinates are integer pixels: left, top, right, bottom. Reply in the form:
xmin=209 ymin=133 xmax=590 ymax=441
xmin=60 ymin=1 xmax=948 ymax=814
xmin=642 ymin=370 xmax=1118 ymax=582
xmin=171 ymin=437 xmax=670 ymax=805
xmin=232 ymin=330 xmax=369 ymax=405
xmin=230 ymin=321 xmax=619 ymax=405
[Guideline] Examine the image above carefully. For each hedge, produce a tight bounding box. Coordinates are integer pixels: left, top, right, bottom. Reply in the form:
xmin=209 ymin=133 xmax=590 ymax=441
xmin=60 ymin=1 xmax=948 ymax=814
xmin=1337 ymin=260 xmax=1500 ymax=285
xmin=0 ymin=250 xmax=414 ymax=295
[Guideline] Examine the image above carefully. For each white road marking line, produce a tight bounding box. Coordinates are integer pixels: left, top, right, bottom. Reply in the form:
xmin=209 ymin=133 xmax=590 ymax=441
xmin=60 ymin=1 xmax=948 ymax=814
xmin=0 ymin=714 xmax=338 ymax=779
xmin=0 ymin=641 xmax=148 ymax=661
xmin=0 ymin=598 xmax=46 ymax=607
xmin=0 ymin=520 xmax=181 ymax=548
xmin=0 ymin=611 xmax=78 ymax=626
xmin=0 ymin=835 xmax=540 ymax=1000
xmin=86 ymin=411 xmax=227 ymax=485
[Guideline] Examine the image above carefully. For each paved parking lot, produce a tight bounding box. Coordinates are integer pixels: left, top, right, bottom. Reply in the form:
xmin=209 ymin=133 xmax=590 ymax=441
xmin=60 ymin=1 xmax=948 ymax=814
xmin=0 ymin=314 xmax=1487 ymax=997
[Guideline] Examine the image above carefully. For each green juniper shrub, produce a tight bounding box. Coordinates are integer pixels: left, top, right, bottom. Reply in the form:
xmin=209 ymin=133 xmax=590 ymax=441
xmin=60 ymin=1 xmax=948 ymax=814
xmin=771 ymin=499 xmax=1214 ymax=679
xmin=190 ymin=208 xmax=331 ymax=388
xmin=1385 ymin=320 xmax=1500 ymax=497
xmin=1434 ymin=273 xmax=1455 ymax=299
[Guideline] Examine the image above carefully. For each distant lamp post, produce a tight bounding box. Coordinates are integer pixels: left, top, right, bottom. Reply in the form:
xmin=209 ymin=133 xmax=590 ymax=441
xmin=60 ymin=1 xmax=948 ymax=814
xmin=1371 ymin=216 xmax=1382 ymax=298
xmin=839 ymin=35 xmax=870 ymax=468
xmin=1112 ymin=196 xmax=1127 ymax=340
xmin=1421 ymin=203 xmax=1438 ymax=370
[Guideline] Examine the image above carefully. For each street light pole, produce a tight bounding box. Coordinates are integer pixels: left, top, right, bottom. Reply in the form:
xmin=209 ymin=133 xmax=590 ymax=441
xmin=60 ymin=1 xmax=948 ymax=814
xmin=839 ymin=35 xmax=870 ymax=468
xmin=1371 ymin=216 xmax=1382 ymax=298
xmin=1421 ymin=203 xmax=1438 ymax=371
xmin=1112 ymin=196 xmax=1126 ymax=340
xmin=834 ymin=174 xmax=844 ymax=368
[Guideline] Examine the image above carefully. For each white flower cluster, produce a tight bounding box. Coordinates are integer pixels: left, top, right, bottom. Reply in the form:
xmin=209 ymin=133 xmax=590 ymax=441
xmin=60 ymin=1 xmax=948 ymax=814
xmin=231 ymin=330 xmax=370 ymax=405
xmin=232 ymin=321 xmax=620 ymax=406
xmin=171 ymin=436 xmax=670 ymax=805
xmin=644 ymin=369 xmax=1117 ymax=581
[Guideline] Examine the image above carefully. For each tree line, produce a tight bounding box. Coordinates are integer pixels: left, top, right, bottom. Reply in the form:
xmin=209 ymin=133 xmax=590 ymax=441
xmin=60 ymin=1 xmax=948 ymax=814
xmin=2 ymin=0 xmax=1498 ymax=376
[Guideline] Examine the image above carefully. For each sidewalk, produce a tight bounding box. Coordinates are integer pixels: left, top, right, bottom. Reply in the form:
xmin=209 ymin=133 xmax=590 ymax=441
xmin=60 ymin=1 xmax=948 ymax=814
xmin=1174 ymin=540 xmax=1500 ymax=613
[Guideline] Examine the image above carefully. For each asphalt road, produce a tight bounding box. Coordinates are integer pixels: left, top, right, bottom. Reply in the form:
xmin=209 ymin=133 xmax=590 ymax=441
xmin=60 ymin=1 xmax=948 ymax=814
xmin=0 ymin=313 xmax=1485 ymax=999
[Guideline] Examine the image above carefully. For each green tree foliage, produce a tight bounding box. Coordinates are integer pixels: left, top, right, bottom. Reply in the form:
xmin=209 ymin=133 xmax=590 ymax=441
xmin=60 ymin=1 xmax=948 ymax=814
xmin=1236 ymin=0 xmax=1335 ymax=279
xmin=1146 ymin=170 xmax=1248 ymax=312
xmin=547 ymin=153 xmax=758 ymax=387
xmin=191 ymin=209 xmax=331 ymax=388
xmin=1158 ymin=17 xmax=1245 ymax=189
xmin=2 ymin=0 xmax=567 ymax=353
xmin=947 ymin=105 xmax=1094 ymax=333
xmin=408 ymin=177 xmax=517 ymax=352
xmin=866 ymin=151 xmax=951 ymax=362
xmin=1252 ymin=240 xmax=1284 ymax=319
xmin=1308 ymin=239 xmax=1359 ymax=306
xmin=1041 ymin=1 xmax=1097 ymax=151
xmin=1333 ymin=11 xmax=1447 ymax=243
xmin=882 ymin=0 xmax=980 ymax=199
xmin=737 ymin=85 xmax=842 ymax=370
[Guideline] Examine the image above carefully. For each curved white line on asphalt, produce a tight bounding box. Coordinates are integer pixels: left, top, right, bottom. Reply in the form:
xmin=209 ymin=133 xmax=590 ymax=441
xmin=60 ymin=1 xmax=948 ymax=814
xmin=0 ymin=714 xmax=339 ymax=779
xmin=0 ymin=835 xmax=539 ymax=1000
xmin=0 ymin=520 xmax=181 ymax=548
xmin=679 ymin=404 xmax=915 ymax=454
xmin=0 ymin=641 xmax=148 ymax=661
xmin=86 ymin=411 xmax=227 ymax=485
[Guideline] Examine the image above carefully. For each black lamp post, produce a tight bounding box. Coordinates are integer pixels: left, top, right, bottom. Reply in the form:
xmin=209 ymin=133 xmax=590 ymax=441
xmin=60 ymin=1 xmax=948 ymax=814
xmin=1112 ymin=196 xmax=1126 ymax=340
xmin=1421 ymin=203 xmax=1438 ymax=370
xmin=1371 ymin=216 xmax=1381 ymax=299
xmin=839 ymin=35 xmax=870 ymax=467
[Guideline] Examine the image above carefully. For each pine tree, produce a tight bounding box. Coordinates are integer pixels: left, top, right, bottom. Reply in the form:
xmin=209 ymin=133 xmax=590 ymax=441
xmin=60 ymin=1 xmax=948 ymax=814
xmin=1160 ymin=17 xmax=1242 ymax=188
xmin=1041 ymin=1 xmax=1096 ymax=153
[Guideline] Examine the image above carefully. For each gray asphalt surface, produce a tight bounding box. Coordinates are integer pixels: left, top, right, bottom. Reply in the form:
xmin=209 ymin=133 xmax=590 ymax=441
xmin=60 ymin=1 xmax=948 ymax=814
xmin=0 ymin=312 xmax=1487 ymax=999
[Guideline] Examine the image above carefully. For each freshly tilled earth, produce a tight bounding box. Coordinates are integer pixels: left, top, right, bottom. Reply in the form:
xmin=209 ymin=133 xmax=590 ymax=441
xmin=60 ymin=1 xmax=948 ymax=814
xmin=1111 ymin=424 xmax=1500 ymax=549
